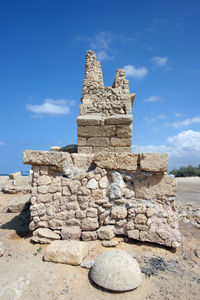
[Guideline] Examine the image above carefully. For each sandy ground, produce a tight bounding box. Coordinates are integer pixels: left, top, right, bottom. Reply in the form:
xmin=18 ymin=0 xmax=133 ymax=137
xmin=0 ymin=177 xmax=200 ymax=300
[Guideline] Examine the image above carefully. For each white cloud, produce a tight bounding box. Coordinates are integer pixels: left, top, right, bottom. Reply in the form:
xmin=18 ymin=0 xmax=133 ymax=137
xmin=26 ymin=99 xmax=75 ymax=116
xmin=172 ymin=116 xmax=200 ymax=128
xmin=144 ymin=96 xmax=160 ymax=102
xmin=174 ymin=112 xmax=182 ymax=117
xmin=96 ymin=51 xmax=114 ymax=61
xmin=133 ymin=130 xmax=200 ymax=169
xmin=152 ymin=56 xmax=168 ymax=67
xmin=123 ymin=65 xmax=148 ymax=80
xmin=89 ymin=32 xmax=115 ymax=61
xmin=0 ymin=141 xmax=4 ymax=146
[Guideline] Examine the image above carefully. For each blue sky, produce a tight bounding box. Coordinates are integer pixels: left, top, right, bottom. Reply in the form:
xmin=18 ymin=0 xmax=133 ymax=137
xmin=0 ymin=0 xmax=200 ymax=173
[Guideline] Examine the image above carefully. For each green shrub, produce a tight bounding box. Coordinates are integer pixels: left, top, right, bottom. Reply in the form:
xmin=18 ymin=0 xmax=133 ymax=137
xmin=170 ymin=165 xmax=200 ymax=177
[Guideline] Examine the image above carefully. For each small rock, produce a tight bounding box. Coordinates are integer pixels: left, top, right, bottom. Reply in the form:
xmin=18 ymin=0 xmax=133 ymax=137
xmin=97 ymin=226 xmax=115 ymax=240
xmin=81 ymin=260 xmax=95 ymax=269
xmin=32 ymin=228 xmax=60 ymax=244
xmin=90 ymin=250 xmax=142 ymax=291
xmin=44 ymin=240 xmax=88 ymax=265
xmin=9 ymin=172 xmax=21 ymax=179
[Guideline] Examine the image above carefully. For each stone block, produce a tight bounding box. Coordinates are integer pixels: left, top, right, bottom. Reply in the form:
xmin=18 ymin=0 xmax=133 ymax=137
xmin=78 ymin=146 xmax=93 ymax=154
xmin=44 ymin=240 xmax=88 ymax=265
xmin=77 ymin=137 xmax=87 ymax=146
xmin=127 ymin=230 xmax=139 ymax=240
xmin=110 ymin=138 xmax=132 ymax=147
xmin=87 ymin=137 xmax=109 ymax=147
xmin=99 ymin=176 xmax=109 ymax=189
xmin=105 ymin=115 xmax=133 ymax=125
xmin=81 ymin=217 xmax=99 ymax=231
xmin=82 ymin=231 xmax=98 ymax=241
xmin=140 ymin=153 xmax=168 ymax=172
xmin=111 ymin=207 xmax=127 ymax=219
xmin=77 ymin=115 xmax=104 ymax=126
xmin=134 ymin=174 xmax=177 ymax=200
xmin=134 ymin=214 xmax=147 ymax=224
xmin=86 ymin=178 xmax=98 ymax=189
xmin=71 ymin=153 xmax=94 ymax=169
xmin=114 ymin=147 xmax=132 ymax=153
xmin=97 ymin=225 xmax=115 ymax=240
xmin=61 ymin=226 xmax=81 ymax=240
xmin=23 ymin=150 xmax=73 ymax=168
xmin=94 ymin=153 xmax=139 ymax=171
xmin=37 ymin=175 xmax=51 ymax=186
xmin=78 ymin=125 xmax=115 ymax=137
xmin=116 ymin=125 xmax=132 ymax=138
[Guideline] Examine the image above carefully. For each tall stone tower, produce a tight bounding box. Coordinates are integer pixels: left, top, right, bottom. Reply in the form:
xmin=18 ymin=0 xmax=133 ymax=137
xmin=77 ymin=50 xmax=135 ymax=154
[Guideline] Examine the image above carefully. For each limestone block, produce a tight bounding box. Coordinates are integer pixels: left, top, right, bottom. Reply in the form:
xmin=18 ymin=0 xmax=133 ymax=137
xmin=75 ymin=210 xmax=86 ymax=218
xmin=92 ymin=147 xmax=115 ymax=153
xmin=71 ymin=153 xmax=94 ymax=169
xmin=86 ymin=208 xmax=98 ymax=217
xmin=82 ymin=231 xmax=98 ymax=241
xmin=77 ymin=115 xmax=104 ymax=126
xmin=114 ymin=147 xmax=132 ymax=153
xmin=134 ymin=214 xmax=147 ymax=224
xmin=87 ymin=137 xmax=109 ymax=147
xmin=94 ymin=153 xmax=139 ymax=171
xmin=140 ymin=153 xmax=168 ymax=172
xmin=110 ymin=138 xmax=132 ymax=147
xmin=126 ymin=221 xmax=135 ymax=230
xmin=68 ymin=180 xmax=81 ymax=194
xmin=23 ymin=150 xmax=73 ymax=168
xmin=81 ymin=217 xmax=99 ymax=231
xmin=97 ymin=226 xmax=115 ymax=240
xmin=77 ymin=186 xmax=91 ymax=196
xmin=86 ymin=178 xmax=98 ymax=189
xmin=127 ymin=230 xmax=140 ymax=240
xmin=7 ymin=194 xmax=30 ymax=213
xmin=99 ymin=176 xmax=109 ymax=189
xmin=105 ymin=115 xmax=133 ymax=125
xmin=111 ymin=207 xmax=127 ymax=219
xmin=78 ymin=146 xmax=93 ymax=154
xmin=32 ymin=228 xmax=60 ymax=244
xmin=44 ymin=240 xmax=88 ymax=265
xmin=61 ymin=226 xmax=81 ymax=240
xmin=91 ymin=189 xmax=103 ymax=200
xmin=37 ymin=175 xmax=51 ymax=186
xmin=78 ymin=137 xmax=87 ymax=146
xmin=62 ymin=186 xmax=71 ymax=196
xmin=116 ymin=125 xmax=132 ymax=138
xmin=78 ymin=125 xmax=115 ymax=137
xmin=37 ymin=194 xmax=52 ymax=203
xmin=134 ymin=174 xmax=177 ymax=200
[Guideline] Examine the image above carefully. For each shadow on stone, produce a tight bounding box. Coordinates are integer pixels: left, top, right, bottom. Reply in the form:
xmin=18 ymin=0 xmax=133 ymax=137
xmin=0 ymin=207 xmax=31 ymax=238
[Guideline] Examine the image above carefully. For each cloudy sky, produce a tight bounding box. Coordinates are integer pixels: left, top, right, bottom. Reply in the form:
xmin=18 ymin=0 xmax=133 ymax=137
xmin=0 ymin=0 xmax=200 ymax=173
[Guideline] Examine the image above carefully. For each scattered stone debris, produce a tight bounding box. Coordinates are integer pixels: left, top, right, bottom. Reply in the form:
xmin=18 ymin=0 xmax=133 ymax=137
xmin=194 ymin=249 xmax=200 ymax=258
xmin=176 ymin=205 xmax=200 ymax=228
xmin=44 ymin=240 xmax=88 ymax=265
xmin=90 ymin=250 xmax=142 ymax=291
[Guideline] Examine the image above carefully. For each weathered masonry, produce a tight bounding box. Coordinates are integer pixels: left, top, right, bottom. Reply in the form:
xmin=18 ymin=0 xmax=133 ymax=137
xmin=77 ymin=50 xmax=135 ymax=154
xmin=23 ymin=51 xmax=181 ymax=247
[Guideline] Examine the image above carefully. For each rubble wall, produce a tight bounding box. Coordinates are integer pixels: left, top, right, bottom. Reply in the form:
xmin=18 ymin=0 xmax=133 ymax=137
xmin=24 ymin=150 xmax=181 ymax=248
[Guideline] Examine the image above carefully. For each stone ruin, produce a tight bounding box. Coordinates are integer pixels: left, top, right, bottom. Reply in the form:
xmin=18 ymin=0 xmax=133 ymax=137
xmin=23 ymin=50 xmax=181 ymax=248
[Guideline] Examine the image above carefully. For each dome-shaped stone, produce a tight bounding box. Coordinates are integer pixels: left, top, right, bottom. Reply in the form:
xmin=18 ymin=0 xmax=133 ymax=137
xmin=90 ymin=250 xmax=142 ymax=291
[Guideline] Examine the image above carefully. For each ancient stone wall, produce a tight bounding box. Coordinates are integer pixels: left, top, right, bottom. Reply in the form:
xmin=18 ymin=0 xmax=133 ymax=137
xmin=77 ymin=51 xmax=135 ymax=154
xmin=23 ymin=150 xmax=181 ymax=248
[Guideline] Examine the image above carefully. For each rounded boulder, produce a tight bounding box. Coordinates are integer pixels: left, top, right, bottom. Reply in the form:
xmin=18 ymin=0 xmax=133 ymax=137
xmin=90 ymin=250 xmax=142 ymax=291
